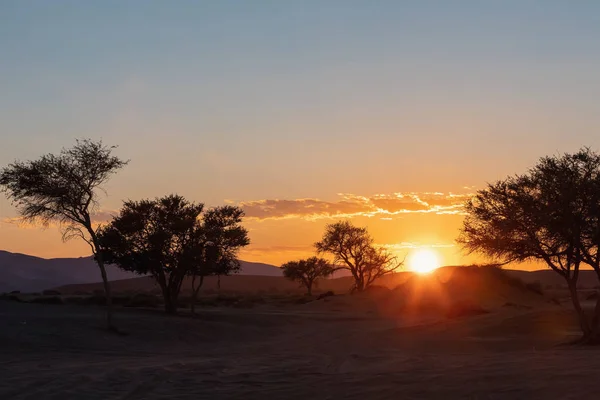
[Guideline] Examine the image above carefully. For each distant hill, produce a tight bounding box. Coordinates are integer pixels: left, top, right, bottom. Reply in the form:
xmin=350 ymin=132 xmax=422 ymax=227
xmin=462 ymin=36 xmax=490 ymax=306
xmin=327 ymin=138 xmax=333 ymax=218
xmin=507 ymin=269 xmax=599 ymax=289
xmin=3 ymin=249 xmax=599 ymax=294
xmin=56 ymin=272 xmax=405 ymax=295
xmin=0 ymin=250 xmax=283 ymax=293
xmin=445 ymin=266 xmax=599 ymax=289
xmin=59 ymin=266 xmax=598 ymax=296
xmin=0 ymin=251 xmax=138 ymax=293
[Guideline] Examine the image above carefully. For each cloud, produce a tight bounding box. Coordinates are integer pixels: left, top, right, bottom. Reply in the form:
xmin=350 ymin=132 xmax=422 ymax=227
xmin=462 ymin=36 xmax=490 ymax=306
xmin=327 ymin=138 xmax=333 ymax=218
xmin=239 ymin=192 xmax=472 ymax=221
xmin=380 ymin=242 xmax=456 ymax=250
xmin=238 ymin=245 xmax=316 ymax=263
xmin=241 ymin=245 xmax=315 ymax=254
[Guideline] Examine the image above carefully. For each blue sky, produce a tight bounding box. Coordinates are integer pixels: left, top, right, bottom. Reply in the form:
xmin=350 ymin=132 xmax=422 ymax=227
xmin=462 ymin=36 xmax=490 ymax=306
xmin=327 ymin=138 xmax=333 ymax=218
xmin=1 ymin=1 xmax=600 ymax=263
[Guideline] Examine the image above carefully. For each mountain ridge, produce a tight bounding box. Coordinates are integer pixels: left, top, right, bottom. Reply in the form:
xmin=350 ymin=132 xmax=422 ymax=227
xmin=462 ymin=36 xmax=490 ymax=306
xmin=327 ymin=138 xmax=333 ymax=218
xmin=0 ymin=250 xmax=282 ymax=293
xmin=3 ymin=250 xmax=600 ymax=293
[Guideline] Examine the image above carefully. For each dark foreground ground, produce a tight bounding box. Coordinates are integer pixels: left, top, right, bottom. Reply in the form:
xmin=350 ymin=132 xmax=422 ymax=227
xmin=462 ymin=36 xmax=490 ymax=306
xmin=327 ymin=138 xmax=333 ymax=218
xmin=2 ymin=300 xmax=600 ymax=400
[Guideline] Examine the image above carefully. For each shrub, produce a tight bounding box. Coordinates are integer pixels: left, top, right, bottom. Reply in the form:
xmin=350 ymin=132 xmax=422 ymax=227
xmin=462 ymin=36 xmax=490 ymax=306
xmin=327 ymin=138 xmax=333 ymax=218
xmin=31 ymin=296 xmax=64 ymax=305
xmin=317 ymin=291 xmax=335 ymax=300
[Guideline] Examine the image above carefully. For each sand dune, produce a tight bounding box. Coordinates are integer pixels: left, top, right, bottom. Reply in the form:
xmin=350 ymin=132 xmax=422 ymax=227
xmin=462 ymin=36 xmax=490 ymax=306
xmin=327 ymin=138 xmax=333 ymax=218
xmin=2 ymin=299 xmax=599 ymax=399
xmin=2 ymin=266 xmax=599 ymax=399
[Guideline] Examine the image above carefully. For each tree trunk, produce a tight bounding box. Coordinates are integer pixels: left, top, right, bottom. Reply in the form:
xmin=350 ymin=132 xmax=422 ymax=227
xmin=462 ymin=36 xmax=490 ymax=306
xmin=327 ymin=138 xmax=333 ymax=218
xmin=87 ymin=226 xmax=115 ymax=331
xmin=355 ymin=276 xmax=365 ymax=292
xmin=567 ymin=279 xmax=591 ymax=339
xmin=96 ymin=257 xmax=115 ymax=330
xmin=586 ymin=294 xmax=600 ymax=343
xmin=156 ymin=276 xmax=178 ymax=315
xmin=163 ymin=290 xmax=177 ymax=315
xmin=191 ymin=274 xmax=204 ymax=314
xmin=588 ymin=266 xmax=600 ymax=342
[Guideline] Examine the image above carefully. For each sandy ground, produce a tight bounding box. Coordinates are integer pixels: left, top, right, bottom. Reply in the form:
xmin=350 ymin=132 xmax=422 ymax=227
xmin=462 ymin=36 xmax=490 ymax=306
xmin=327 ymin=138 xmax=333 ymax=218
xmin=2 ymin=300 xmax=600 ymax=399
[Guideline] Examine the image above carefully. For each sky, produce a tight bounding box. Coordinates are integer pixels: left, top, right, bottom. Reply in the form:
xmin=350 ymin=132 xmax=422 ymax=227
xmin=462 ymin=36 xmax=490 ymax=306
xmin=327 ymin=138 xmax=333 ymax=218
xmin=1 ymin=1 xmax=600 ymax=268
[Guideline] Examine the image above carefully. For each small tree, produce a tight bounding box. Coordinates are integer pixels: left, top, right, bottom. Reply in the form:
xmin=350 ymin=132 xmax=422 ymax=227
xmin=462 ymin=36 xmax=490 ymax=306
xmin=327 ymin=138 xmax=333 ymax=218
xmin=189 ymin=206 xmax=250 ymax=313
xmin=281 ymin=257 xmax=334 ymax=295
xmin=315 ymin=220 xmax=401 ymax=291
xmin=98 ymin=195 xmax=204 ymax=314
xmin=0 ymin=139 xmax=128 ymax=330
xmin=458 ymin=148 xmax=600 ymax=342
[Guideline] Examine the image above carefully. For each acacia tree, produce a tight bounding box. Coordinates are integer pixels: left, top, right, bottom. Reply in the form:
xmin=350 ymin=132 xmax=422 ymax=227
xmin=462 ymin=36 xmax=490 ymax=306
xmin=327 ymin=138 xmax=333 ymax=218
xmin=0 ymin=139 xmax=128 ymax=330
xmin=281 ymin=257 xmax=334 ymax=295
xmin=315 ymin=220 xmax=401 ymax=292
xmin=458 ymin=148 xmax=600 ymax=342
xmin=189 ymin=206 xmax=249 ymax=313
xmin=98 ymin=195 xmax=204 ymax=314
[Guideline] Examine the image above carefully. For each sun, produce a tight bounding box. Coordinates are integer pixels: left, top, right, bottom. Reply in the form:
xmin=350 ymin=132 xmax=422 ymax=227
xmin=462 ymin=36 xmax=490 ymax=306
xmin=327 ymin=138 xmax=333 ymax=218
xmin=408 ymin=249 xmax=441 ymax=274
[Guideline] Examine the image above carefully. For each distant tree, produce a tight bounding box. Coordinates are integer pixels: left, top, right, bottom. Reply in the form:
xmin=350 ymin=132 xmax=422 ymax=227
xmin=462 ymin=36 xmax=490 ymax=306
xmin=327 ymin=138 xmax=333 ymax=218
xmin=97 ymin=195 xmax=204 ymax=314
xmin=458 ymin=148 xmax=600 ymax=342
xmin=281 ymin=256 xmax=334 ymax=295
xmin=315 ymin=221 xmax=401 ymax=292
xmin=189 ymin=206 xmax=250 ymax=313
xmin=0 ymin=139 xmax=128 ymax=330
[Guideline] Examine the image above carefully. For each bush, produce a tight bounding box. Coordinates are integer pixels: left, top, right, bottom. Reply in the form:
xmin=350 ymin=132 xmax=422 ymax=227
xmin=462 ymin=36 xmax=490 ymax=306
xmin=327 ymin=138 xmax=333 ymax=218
xmin=294 ymin=296 xmax=314 ymax=304
xmin=68 ymin=295 xmax=109 ymax=306
xmin=8 ymin=295 xmax=22 ymax=302
xmin=317 ymin=291 xmax=335 ymax=300
xmin=31 ymin=296 xmax=64 ymax=305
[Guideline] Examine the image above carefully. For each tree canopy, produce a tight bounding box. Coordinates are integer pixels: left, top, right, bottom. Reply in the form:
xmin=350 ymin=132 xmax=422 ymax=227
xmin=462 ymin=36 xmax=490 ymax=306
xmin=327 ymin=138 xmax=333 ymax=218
xmin=315 ymin=220 xmax=401 ymax=291
xmin=281 ymin=256 xmax=334 ymax=295
xmin=98 ymin=195 xmax=203 ymax=314
xmin=189 ymin=205 xmax=250 ymax=312
xmin=0 ymin=139 xmax=128 ymax=330
xmin=98 ymin=195 xmax=249 ymax=314
xmin=458 ymin=148 xmax=600 ymax=341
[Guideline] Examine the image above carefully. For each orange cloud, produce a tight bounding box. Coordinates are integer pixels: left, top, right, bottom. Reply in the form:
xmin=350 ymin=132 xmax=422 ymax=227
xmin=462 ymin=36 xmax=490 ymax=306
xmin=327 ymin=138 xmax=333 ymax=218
xmin=380 ymin=242 xmax=456 ymax=250
xmin=239 ymin=192 xmax=472 ymax=221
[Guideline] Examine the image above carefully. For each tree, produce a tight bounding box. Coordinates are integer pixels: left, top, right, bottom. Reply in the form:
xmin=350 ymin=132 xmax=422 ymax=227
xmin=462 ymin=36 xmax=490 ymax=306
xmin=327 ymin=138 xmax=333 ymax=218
xmin=281 ymin=257 xmax=334 ymax=295
xmin=315 ymin=220 xmax=401 ymax=291
xmin=98 ymin=195 xmax=204 ymax=314
xmin=189 ymin=206 xmax=250 ymax=313
xmin=458 ymin=148 xmax=600 ymax=342
xmin=0 ymin=139 xmax=128 ymax=330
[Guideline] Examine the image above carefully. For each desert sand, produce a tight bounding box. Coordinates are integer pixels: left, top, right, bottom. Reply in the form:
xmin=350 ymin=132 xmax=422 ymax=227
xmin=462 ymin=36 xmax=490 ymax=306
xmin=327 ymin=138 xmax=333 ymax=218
xmin=2 ymin=289 xmax=600 ymax=400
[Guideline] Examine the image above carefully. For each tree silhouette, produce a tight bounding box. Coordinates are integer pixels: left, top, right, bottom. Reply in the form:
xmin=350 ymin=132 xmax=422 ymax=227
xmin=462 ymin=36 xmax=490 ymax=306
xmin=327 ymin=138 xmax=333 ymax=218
xmin=315 ymin=220 xmax=401 ymax=292
xmin=0 ymin=139 xmax=127 ymax=330
xmin=281 ymin=257 xmax=334 ymax=295
xmin=98 ymin=195 xmax=204 ymax=314
xmin=189 ymin=205 xmax=249 ymax=313
xmin=458 ymin=148 xmax=600 ymax=342
xmin=98 ymin=197 xmax=249 ymax=314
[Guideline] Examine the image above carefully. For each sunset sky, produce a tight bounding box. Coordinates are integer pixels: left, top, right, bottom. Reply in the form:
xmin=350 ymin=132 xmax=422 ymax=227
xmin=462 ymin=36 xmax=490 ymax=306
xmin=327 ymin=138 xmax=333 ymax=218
xmin=2 ymin=1 xmax=600 ymax=268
